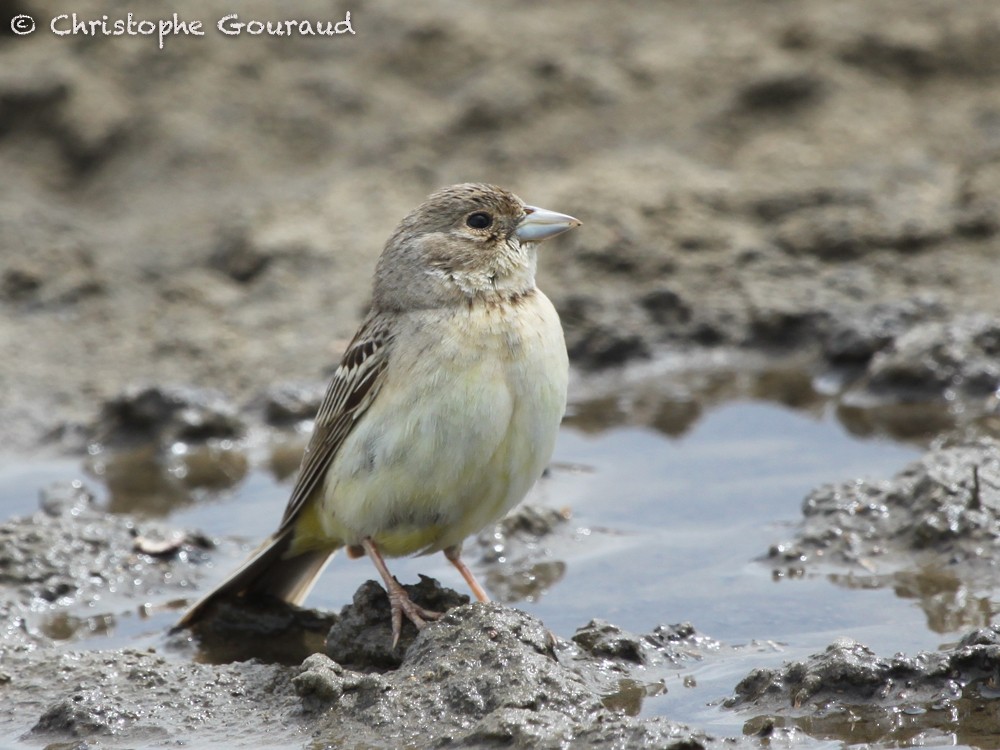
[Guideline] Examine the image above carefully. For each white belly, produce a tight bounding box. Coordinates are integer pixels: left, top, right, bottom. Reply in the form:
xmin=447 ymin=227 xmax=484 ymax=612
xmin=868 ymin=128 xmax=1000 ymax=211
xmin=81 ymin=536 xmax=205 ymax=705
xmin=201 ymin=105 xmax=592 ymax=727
xmin=318 ymin=292 xmax=568 ymax=556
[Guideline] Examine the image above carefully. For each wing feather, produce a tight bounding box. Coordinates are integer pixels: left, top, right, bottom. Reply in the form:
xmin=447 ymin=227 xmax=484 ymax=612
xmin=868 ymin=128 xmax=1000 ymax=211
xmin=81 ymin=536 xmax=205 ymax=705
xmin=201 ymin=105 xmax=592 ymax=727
xmin=277 ymin=314 xmax=394 ymax=531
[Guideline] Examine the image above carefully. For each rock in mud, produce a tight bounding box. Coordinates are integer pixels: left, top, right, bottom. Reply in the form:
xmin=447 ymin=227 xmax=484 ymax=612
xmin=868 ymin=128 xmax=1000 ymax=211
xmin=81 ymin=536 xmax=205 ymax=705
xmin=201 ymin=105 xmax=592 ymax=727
xmin=846 ymin=315 xmax=1000 ymax=403
xmin=91 ymin=384 xmax=245 ymax=446
xmin=258 ymin=381 xmax=326 ymax=426
xmin=572 ymin=620 xmax=707 ymax=667
xmin=819 ymin=295 xmax=946 ymax=365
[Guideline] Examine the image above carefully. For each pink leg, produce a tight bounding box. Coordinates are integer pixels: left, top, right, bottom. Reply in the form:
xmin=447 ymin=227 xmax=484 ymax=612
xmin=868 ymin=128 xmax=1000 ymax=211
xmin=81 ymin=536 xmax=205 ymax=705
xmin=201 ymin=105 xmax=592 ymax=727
xmin=361 ymin=537 xmax=442 ymax=647
xmin=444 ymin=545 xmax=491 ymax=603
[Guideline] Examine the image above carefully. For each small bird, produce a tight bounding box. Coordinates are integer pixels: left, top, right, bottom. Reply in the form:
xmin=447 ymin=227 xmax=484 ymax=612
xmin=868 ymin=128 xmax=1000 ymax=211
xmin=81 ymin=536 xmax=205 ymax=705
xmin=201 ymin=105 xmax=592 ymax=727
xmin=176 ymin=183 xmax=580 ymax=645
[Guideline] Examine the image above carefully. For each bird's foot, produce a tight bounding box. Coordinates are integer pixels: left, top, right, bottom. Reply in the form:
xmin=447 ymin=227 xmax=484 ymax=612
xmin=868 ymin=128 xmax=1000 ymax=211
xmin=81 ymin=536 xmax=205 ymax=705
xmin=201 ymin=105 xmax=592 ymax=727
xmin=386 ymin=578 xmax=442 ymax=648
xmin=359 ymin=536 xmax=444 ymax=646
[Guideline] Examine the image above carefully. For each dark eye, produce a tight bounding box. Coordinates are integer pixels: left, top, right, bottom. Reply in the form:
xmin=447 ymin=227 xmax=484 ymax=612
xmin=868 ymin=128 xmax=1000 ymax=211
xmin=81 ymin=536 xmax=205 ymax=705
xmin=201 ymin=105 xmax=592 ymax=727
xmin=466 ymin=211 xmax=493 ymax=229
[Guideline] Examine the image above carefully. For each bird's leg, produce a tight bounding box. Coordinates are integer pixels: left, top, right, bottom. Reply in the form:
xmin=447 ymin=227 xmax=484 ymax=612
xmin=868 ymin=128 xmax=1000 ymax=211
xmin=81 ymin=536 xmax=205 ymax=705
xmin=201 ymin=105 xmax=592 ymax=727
xmin=360 ymin=537 xmax=442 ymax=647
xmin=444 ymin=544 xmax=491 ymax=603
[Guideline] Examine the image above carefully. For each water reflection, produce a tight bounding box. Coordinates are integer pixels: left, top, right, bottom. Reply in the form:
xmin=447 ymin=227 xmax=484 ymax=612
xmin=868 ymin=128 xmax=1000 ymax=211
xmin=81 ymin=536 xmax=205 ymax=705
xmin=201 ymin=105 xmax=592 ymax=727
xmin=173 ymin=597 xmax=337 ymax=666
xmin=829 ymin=566 xmax=1000 ymax=634
xmin=79 ymin=430 xmax=315 ymax=518
xmin=600 ymin=678 xmax=667 ymax=716
xmin=742 ymin=695 xmax=1000 ymax=749
xmin=837 ymin=402 xmax=958 ymax=443
xmin=83 ymin=441 xmax=249 ymax=516
xmin=39 ymin=611 xmax=116 ymax=642
xmin=569 ymin=359 xmax=957 ymax=445
xmin=78 ymin=359 xmax=970 ymax=523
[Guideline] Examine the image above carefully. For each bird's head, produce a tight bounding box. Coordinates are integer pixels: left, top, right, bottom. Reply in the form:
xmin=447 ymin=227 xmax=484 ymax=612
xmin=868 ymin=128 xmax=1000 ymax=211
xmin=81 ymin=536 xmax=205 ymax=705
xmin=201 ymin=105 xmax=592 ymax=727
xmin=373 ymin=183 xmax=580 ymax=310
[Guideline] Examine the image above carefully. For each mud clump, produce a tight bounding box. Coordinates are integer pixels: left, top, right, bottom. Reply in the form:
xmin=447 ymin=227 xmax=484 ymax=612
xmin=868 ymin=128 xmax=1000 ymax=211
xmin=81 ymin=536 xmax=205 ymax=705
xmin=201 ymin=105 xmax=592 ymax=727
xmin=91 ymin=385 xmax=245 ymax=447
xmin=0 ymin=482 xmax=209 ymax=644
xmin=17 ymin=650 xmax=302 ymax=746
xmin=846 ymin=315 xmax=1000 ymax=402
xmin=767 ymin=438 xmax=1000 ymax=635
xmin=299 ymin=604 xmax=717 ymax=750
xmin=573 ymin=620 xmax=708 ymax=668
xmin=325 ymin=577 xmax=469 ymax=669
xmin=726 ymin=629 xmax=1000 ymax=746
xmin=768 ymin=438 xmax=1000 ymax=573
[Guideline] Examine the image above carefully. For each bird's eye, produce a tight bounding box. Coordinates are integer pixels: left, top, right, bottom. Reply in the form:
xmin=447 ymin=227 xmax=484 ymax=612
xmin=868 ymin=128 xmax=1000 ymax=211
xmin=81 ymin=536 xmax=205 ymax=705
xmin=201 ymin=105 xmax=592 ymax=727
xmin=466 ymin=211 xmax=493 ymax=229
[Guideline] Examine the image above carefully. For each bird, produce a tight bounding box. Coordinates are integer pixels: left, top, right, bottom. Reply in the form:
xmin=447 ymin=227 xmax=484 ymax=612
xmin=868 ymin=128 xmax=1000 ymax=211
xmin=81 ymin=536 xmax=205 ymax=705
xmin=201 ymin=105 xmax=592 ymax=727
xmin=175 ymin=183 xmax=580 ymax=645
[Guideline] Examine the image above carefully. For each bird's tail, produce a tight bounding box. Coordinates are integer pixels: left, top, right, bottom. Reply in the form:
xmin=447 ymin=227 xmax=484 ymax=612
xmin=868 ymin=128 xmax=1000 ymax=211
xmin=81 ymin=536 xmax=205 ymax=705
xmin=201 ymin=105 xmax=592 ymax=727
xmin=174 ymin=527 xmax=336 ymax=630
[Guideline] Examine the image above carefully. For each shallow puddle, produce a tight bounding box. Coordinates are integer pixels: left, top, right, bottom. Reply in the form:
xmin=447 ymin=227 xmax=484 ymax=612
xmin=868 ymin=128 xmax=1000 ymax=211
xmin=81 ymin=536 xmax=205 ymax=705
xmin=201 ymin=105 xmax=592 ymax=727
xmin=0 ymin=394 xmax=953 ymax=741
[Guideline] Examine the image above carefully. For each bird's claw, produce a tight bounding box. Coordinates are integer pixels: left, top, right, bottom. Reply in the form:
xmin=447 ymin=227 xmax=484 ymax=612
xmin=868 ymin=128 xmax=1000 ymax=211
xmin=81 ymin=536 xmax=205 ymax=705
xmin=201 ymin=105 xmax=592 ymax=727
xmin=388 ymin=587 xmax=442 ymax=648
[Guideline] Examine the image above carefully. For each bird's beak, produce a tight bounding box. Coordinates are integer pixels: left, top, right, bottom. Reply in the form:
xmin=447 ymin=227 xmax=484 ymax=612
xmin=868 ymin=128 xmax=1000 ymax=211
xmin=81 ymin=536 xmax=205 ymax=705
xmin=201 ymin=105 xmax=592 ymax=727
xmin=515 ymin=206 xmax=582 ymax=243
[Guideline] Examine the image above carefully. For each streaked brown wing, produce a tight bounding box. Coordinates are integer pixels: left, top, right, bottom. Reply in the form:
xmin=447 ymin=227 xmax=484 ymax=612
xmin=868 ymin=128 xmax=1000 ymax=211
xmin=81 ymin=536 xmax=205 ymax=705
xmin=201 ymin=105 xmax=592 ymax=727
xmin=276 ymin=313 xmax=394 ymax=532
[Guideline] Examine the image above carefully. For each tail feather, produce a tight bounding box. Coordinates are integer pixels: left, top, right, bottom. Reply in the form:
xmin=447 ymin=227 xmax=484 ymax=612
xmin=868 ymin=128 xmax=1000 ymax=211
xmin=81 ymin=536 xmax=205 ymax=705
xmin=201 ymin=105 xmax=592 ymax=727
xmin=175 ymin=528 xmax=337 ymax=630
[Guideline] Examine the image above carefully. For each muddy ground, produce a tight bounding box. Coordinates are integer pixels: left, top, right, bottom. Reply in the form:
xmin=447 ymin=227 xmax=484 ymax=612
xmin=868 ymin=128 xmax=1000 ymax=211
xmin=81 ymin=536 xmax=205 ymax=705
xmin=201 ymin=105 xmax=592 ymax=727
xmin=5 ymin=0 xmax=1000 ymax=747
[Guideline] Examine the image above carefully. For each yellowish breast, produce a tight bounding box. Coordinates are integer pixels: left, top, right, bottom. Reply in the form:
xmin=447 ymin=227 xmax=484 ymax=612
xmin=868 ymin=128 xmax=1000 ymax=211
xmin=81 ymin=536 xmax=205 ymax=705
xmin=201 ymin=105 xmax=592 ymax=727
xmin=316 ymin=291 xmax=568 ymax=557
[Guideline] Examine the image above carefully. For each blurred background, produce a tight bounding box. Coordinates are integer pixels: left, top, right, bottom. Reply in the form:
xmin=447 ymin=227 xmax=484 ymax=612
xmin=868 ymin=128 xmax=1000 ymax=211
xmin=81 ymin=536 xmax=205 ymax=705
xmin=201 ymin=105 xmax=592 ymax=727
xmin=4 ymin=0 xmax=1000 ymax=450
